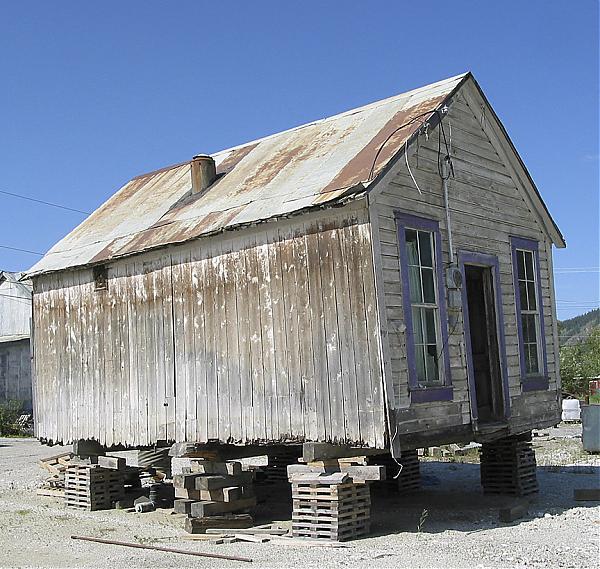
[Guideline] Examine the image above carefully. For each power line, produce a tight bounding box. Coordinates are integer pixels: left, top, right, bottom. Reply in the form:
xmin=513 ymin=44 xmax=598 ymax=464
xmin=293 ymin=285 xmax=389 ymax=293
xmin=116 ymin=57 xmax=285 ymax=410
xmin=0 ymin=244 xmax=44 ymax=255
xmin=0 ymin=292 xmax=31 ymax=303
xmin=0 ymin=189 xmax=91 ymax=215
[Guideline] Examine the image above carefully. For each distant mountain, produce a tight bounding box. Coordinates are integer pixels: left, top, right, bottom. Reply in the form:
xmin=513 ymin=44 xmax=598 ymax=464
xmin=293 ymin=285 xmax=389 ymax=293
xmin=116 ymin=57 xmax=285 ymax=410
xmin=558 ymin=308 xmax=600 ymax=346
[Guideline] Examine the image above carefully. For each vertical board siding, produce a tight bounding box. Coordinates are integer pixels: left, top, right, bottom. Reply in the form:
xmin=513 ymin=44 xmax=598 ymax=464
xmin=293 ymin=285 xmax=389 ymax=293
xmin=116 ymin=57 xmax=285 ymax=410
xmin=372 ymin=85 xmax=560 ymax=435
xmin=33 ymin=207 xmax=386 ymax=448
xmin=0 ymin=339 xmax=32 ymax=410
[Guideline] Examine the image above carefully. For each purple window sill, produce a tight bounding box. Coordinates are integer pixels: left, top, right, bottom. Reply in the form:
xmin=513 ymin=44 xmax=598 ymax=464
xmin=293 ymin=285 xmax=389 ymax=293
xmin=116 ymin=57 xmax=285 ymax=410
xmin=410 ymin=386 xmax=454 ymax=403
xmin=521 ymin=376 xmax=549 ymax=392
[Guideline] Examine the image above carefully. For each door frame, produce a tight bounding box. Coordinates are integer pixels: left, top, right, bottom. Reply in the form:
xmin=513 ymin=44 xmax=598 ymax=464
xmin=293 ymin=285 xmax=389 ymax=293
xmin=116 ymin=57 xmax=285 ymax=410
xmin=458 ymin=251 xmax=511 ymax=422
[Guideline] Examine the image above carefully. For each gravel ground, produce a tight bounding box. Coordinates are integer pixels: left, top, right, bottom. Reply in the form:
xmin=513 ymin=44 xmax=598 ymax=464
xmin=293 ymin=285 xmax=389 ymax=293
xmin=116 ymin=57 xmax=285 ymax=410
xmin=0 ymin=425 xmax=598 ymax=568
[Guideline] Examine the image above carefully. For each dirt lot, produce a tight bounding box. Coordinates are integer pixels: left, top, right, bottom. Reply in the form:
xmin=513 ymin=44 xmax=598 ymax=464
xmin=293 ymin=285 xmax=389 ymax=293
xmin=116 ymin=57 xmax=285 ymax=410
xmin=1 ymin=425 xmax=598 ymax=568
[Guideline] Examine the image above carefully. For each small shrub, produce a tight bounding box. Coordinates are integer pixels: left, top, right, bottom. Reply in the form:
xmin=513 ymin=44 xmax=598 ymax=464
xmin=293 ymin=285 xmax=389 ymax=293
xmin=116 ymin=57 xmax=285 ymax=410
xmin=0 ymin=400 xmax=25 ymax=436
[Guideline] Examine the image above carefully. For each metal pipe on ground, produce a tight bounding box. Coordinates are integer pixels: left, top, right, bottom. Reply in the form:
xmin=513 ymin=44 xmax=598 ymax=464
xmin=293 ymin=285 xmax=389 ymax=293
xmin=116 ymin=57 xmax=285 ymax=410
xmin=70 ymin=535 xmax=253 ymax=563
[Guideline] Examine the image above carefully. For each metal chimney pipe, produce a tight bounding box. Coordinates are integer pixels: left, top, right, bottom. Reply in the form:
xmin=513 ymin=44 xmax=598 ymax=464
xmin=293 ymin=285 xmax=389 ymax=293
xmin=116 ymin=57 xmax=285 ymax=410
xmin=191 ymin=154 xmax=217 ymax=194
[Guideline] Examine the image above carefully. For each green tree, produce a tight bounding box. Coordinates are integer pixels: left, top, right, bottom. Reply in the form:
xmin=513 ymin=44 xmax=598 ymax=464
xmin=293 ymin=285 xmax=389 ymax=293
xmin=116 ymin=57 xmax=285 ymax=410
xmin=560 ymin=326 xmax=600 ymax=398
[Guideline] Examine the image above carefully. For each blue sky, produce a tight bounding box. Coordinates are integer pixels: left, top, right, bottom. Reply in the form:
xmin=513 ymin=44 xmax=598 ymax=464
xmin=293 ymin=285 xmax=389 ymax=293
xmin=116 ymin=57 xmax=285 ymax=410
xmin=0 ymin=1 xmax=598 ymax=320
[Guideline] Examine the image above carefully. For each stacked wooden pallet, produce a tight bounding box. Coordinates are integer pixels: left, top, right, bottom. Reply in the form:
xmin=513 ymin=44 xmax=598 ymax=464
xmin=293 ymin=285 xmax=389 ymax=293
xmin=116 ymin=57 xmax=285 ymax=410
xmin=261 ymin=446 xmax=302 ymax=484
xmin=368 ymin=450 xmax=421 ymax=492
xmin=395 ymin=450 xmax=421 ymax=493
xmin=480 ymin=435 xmax=538 ymax=496
xmin=64 ymin=464 xmax=125 ymax=510
xmin=290 ymin=473 xmax=371 ymax=541
xmin=287 ymin=458 xmax=384 ymax=541
xmin=173 ymin=460 xmax=257 ymax=533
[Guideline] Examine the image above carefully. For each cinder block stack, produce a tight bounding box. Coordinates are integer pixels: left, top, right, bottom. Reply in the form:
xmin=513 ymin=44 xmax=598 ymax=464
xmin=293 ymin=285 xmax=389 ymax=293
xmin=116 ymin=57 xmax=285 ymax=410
xmin=480 ymin=433 xmax=538 ymax=496
xmin=172 ymin=460 xmax=257 ymax=532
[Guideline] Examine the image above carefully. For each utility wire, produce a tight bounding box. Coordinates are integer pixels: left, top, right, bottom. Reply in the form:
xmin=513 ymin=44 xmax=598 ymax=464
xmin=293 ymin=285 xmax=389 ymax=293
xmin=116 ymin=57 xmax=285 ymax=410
xmin=0 ymin=189 xmax=91 ymax=215
xmin=0 ymin=292 xmax=31 ymax=303
xmin=0 ymin=244 xmax=44 ymax=255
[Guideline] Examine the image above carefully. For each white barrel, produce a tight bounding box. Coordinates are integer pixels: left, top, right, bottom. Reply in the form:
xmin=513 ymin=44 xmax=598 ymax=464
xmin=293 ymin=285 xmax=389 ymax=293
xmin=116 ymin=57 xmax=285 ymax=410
xmin=562 ymin=399 xmax=581 ymax=422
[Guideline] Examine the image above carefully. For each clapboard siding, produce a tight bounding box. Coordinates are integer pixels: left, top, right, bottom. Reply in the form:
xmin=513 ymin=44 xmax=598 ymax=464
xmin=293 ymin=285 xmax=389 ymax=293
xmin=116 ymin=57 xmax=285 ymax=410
xmin=33 ymin=205 xmax=386 ymax=447
xmin=372 ymin=83 xmax=559 ymax=436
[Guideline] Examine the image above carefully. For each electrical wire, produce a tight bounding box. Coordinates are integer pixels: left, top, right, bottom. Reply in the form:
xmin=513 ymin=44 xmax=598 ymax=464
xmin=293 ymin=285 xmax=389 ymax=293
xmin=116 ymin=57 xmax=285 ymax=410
xmin=367 ymin=109 xmax=442 ymax=181
xmin=0 ymin=244 xmax=44 ymax=255
xmin=0 ymin=292 xmax=31 ymax=303
xmin=404 ymin=139 xmax=422 ymax=194
xmin=0 ymin=189 xmax=91 ymax=215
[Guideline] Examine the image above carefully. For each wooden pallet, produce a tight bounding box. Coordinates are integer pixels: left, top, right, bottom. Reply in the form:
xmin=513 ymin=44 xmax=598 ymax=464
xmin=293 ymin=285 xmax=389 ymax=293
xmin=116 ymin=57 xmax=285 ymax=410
xmin=291 ymin=481 xmax=370 ymax=541
xmin=369 ymin=450 xmax=421 ymax=493
xmin=260 ymin=448 xmax=302 ymax=484
xmin=64 ymin=464 xmax=124 ymax=510
xmin=480 ymin=439 xmax=538 ymax=496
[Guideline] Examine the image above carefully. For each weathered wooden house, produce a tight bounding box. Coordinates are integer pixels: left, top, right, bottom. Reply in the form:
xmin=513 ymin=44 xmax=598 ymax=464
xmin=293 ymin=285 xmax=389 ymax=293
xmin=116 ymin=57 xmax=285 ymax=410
xmin=0 ymin=271 xmax=33 ymax=411
xmin=28 ymin=72 xmax=564 ymax=457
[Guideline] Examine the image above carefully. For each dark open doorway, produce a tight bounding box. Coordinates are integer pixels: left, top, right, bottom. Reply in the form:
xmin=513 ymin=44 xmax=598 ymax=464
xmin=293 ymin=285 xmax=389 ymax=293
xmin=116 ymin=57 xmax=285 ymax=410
xmin=464 ymin=265 xmax=505 ymax=423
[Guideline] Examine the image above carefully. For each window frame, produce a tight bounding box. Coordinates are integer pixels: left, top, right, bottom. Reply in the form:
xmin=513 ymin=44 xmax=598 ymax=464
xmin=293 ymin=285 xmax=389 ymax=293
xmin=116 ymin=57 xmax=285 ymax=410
xmin=395 ymin=212 xmax=453 ymax=403
xmin=510 ymin=236 xmax=548 ymax=391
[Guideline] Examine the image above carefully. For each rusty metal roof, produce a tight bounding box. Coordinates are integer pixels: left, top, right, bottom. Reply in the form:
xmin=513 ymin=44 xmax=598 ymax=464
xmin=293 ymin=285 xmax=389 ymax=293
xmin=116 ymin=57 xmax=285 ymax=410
xmin=28 ymin=73 xmax=468 ymax=276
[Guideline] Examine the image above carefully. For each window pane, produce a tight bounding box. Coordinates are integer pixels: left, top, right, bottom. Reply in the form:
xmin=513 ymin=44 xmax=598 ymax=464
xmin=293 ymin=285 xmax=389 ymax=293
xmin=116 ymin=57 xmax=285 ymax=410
xmin=415 ymin=345 xmax=426 ymax=383
xmin=517 ymin=250 xmax=526 ymax=279
xmin=522 ymin=313 xmax=538 ymax=344
xmin=412 ymin=307 xmax=424 ymax=344
xmin=409 ymin=266 xmax=422 ymax=303
xmin=519 ymin=281 xmax=528 ymax=310
xmin=424 ymin=308 xmax=437 ymax=344
xmin=524 ymin=251 xmax=534 ymax=281
xmin=418 ymin=231 xmax=433 ymax=267
xmin=527 ymin=281 xmax=537 ymax=310
xmin=405 ymin=230 xmax=419 ymax=265
xmin=425 ymin=344 xmax=440 ymax=383
xmin=526 ymin=344 xmax=539 ymax=375
xmin=422 ymin=268 xmax=435 ymax=303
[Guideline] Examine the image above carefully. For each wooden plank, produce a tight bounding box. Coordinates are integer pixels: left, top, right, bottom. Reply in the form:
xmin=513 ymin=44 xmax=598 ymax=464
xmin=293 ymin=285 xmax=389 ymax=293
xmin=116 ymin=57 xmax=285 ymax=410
xmin=304 ymin=226 xmax=330 ymax=441
xmin=256 ymin=234 xmax=277 ymax=440
xmin=267 ymin=228 xmax=291 ymax=438
xmin=278 ymin=226 xmax=305 ymax=439
xmin=233 ymin=239 xmax=254 ymax=443
xmin=334 ymin=222 xmax=361 ymax=444
xmin=245 ymin=236 xmax=266 ymax=441
xmin=190 ymin=497 xmax=257 ymax=517
xmin=301 ymin=443 xmax=384 ymax=463
xmin=317 ymin=227 xmax=345 ymax=441
xmin=293 ymin=228 xmax=317 ymax=440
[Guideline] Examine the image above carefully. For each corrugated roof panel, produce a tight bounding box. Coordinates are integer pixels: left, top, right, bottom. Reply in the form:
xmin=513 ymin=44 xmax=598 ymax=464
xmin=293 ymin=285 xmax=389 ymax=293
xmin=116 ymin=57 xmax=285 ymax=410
xmin=28 ymin=73 xmax=468 ymax=275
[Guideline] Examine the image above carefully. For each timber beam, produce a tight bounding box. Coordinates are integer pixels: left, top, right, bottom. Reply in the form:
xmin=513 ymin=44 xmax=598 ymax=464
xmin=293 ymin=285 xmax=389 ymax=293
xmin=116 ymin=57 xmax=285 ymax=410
xmin=300 ymin=443 xmax=386 ymax=463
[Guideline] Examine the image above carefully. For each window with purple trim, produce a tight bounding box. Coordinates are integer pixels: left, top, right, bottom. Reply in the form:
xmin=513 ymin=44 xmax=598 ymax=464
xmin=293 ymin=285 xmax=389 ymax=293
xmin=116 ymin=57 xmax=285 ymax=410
xmin=396 ymin=212 xmax=453 ymax=403
xmin=511 ymin=236 xmax=548 ymax=390
xmin=405 ymin=228 xmax=442 ymax=385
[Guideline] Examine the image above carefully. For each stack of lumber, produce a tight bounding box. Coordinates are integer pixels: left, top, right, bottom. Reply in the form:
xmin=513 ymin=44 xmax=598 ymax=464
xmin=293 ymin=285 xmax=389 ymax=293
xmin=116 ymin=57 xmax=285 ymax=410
xmin=480 ymin=435 xmax=538 ymax=497
xmin=107 ymin=447 xmax=171 ymax=476
xmin=37 ymin=452 xmax=74 ymax=497
xmin=64 ymin=462 xmax=125 ymax=510
xmin=173 ymin=460 xmax=257 ymax=533
xmin=287 ymin=458 xmax=383 ymax=541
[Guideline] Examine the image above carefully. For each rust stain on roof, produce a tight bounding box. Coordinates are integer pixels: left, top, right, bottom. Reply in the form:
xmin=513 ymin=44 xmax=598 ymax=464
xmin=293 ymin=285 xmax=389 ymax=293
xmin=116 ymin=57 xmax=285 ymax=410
xmin=320 ymin=95 xmax=446 ymax=194
xmin=28 ymin=73 xmax=469 ymax=276
xmin=216 ymin=143 xmax=259 ymax=175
